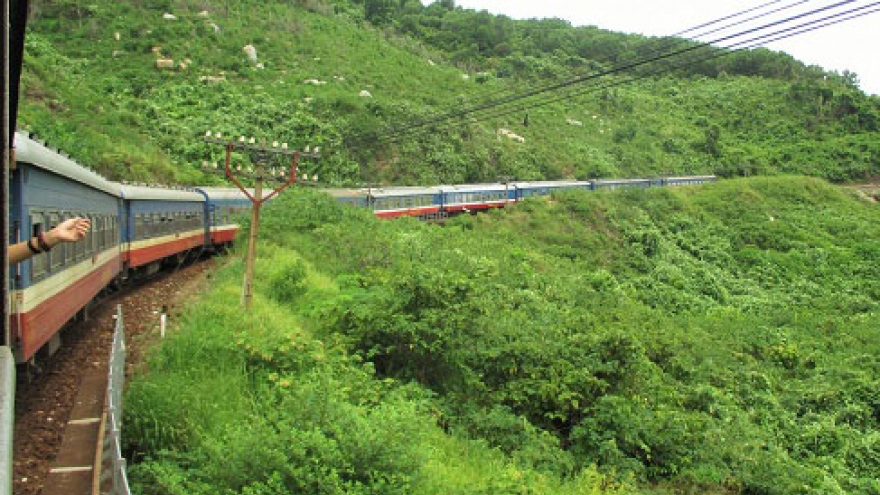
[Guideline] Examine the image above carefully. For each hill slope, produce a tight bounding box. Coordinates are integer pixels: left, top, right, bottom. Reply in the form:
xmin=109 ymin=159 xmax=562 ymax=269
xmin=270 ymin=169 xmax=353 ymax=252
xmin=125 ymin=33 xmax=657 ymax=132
xmin=17 ymin=0 xmax=880 ymax=185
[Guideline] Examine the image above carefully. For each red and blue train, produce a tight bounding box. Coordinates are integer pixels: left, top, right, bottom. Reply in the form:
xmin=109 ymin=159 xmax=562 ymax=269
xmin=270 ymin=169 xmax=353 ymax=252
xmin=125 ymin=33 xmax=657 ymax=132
xmin=9 ymin=132 xmax=252 ymax=362
xmin=331 ymin=176 xmax=715 ymax=219
xmin=8 ymin=130 xmax=715 ymax=363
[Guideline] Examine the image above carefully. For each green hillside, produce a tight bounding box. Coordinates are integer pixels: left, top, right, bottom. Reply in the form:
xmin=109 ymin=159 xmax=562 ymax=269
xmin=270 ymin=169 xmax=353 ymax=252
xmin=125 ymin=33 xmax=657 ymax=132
xmin=126 ymin=177 xmax=880 ymax=494
xmin=18 ymin=2 xmax=880 ymax=493
xmin=18 ymin=0 xmax=880 ymax=185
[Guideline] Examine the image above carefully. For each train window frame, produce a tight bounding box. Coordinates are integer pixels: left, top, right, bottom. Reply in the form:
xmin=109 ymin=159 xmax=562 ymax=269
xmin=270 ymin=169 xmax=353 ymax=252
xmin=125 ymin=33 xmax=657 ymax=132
xmin=135 ymin=214 xmax=144 ymax=240
xmin=108 ymin=216 xmax=118 ymax=247
xmin=29 ymin=212 xmax=49 ymax=280
xmin=102 ymin=215 xmax=110 ymax=250
xmin=47 ymin=212 xmax=63 ymax=271
xmin=74 ymin=212 xmax=87 ymax=260
xmin=95 ymin=215 xmax=102 ymax=251
xmin=105 ymin=216 xmax=113 ymax=249
xmin=83 ymin=214 xmax=92 ymax=256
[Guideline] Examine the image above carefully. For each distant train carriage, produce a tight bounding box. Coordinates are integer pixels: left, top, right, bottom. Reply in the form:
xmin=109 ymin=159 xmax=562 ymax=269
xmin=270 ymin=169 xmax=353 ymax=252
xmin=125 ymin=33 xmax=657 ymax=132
xmin=441 ymin=183 xmax=509 ymax=213
xmin=514 ymin=180 xmax=591 ymax=200
xmin=369 ymin=186 xmax=442 ymax=219
xmin=592 ymin=178 xmax=653 ymax=190
xmin=9 ymin=132 xmax=123 ymax=362
xmin=120 ymin=185 xmax=206 ymax=276
xmin=326 ymin=188 xmax=369 ymax=209
xmin=662 ymin=175 xmax=717 ymax=186
xmin=194 ymin=187 xmax=254 ymax=250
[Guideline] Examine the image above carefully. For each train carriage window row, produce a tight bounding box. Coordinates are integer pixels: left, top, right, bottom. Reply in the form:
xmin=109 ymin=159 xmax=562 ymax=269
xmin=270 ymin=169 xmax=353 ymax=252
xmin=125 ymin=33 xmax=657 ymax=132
xmin=213 ymin=206 xmax=247 ymax=224
xmin=447 ymin=191 xmax=506 ymax=204
xmin=134 ymin=211 xmax=204 ymax=240
xmin=28 ymin=209 xmax=120 ymax=282
xmin=372 ymin=195 xmax=435 ymax=211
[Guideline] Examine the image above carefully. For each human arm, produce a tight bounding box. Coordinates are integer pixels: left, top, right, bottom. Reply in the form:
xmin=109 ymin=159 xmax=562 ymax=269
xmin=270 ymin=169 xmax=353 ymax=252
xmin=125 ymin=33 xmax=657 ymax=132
xmin=8 ymin=217 xmax=91 ymax=265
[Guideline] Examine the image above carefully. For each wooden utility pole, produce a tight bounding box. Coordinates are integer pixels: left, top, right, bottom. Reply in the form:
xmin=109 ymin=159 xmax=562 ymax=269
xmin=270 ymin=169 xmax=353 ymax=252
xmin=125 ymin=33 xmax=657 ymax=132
xmin=204 ymin=133 xmax=318 ymax=309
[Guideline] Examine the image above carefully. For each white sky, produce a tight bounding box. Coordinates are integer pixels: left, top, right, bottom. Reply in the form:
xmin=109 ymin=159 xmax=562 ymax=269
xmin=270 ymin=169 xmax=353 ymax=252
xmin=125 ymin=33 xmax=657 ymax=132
xmin=423 ymin=1 xmax=880 ymax=95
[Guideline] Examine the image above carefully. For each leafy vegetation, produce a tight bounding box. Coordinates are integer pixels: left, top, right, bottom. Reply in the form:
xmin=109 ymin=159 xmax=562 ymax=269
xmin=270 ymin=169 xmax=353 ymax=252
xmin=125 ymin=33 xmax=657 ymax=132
xmin=127 ymin=177 xmax=880 ymax=494
xmin=124 ymin=235 xmax=629 ymax=495
xmin=18 ymin=0 xmax=880 ymax=185
xmin=19 ymin=1 xmax=880 ymax=493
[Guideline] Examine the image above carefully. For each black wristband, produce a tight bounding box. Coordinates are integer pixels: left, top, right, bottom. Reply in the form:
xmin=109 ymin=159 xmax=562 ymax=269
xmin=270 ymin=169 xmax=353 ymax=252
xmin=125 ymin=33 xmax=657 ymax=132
xmin=37 ymin=232 xmax=52 ymax=252
xmin=27 ymin=238 xmax=41 ymax=255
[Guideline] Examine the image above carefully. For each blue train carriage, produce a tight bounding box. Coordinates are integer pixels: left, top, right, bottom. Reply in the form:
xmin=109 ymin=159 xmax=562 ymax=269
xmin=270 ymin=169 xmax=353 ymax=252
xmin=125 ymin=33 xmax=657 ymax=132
xmin=325 ymin=188 xmax=370 ymax=209
xmin=194 ymin=187 xmax=255 ymax=251
xmin=512 ymin=180 xmax=591 ymax=201
xmin=9 ymin=132 xmax=123 ymax=362
xmin=119 ymin=184 xmax=206 ymax=277
xmin=661 ymin=175 xmax=717 ymax=186
xmin=367 ymin=186 xmax=442 ymax=219
xmin=591 ymin=177 xmax=653 ymax=190
xmin=440 ymin=183 xmax=509 ymax=214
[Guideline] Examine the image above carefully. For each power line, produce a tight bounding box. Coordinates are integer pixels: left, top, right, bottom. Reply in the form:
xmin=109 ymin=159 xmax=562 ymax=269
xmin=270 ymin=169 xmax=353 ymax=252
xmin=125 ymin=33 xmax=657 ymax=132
xmin=406 ymin=2 xmax=880 ymax=144
xmin=343 ymin=1 xmax=877 ymax=147
xmin=376 ymin=1 xmax=880 ymax=146
xmin=345 ymin=2 xmax=800 ymax=146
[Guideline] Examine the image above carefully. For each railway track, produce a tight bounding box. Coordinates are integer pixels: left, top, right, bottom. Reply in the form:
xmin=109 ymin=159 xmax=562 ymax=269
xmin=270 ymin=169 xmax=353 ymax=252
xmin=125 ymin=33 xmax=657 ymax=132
xmin=12 ymin=259 xmax=214 ymax=495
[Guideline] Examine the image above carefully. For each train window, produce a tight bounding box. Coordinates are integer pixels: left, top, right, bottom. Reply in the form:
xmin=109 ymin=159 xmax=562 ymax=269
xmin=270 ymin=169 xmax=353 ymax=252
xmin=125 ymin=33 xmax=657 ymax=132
xmin=64 ymin=212 xmax=80 ymax=262
xmin=135 ymin=214 xmax=144 ymax=240
xmin=102 ymin=215 xmax=110 ymax=250
xmin=92 ymin=214 xmax=100 ymax=253
xmin=109 ymin=217 xmax=118 ymax=247
xmin=75 ymin=213 xmax=88 ymax=260
xmin=88 ymin=214 xmax=98 ymax=254
xmin=104 ymin=216 xmax=112 ymax=249
xmin=48 ymin=212 xmax=63 ymax=270
xmin=30 ymin=213 xmax=48 ymax=279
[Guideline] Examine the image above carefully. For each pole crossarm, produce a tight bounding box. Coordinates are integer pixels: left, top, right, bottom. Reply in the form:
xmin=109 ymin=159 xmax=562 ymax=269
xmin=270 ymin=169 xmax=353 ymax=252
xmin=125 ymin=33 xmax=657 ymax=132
xmin=203 ymin=136 xmax=319 ymax=204
xmin=202 ymin=133 xmax=320 ymax=309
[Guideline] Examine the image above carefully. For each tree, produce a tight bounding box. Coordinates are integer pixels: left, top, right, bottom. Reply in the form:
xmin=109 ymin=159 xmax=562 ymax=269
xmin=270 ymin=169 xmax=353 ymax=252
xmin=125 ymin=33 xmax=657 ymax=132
xmin=364 ymin=0 xmax=395 ymax=23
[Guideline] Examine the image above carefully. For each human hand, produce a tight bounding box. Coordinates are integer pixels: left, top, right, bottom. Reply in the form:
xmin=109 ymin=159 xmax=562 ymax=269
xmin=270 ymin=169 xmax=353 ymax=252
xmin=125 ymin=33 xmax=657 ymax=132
xmin=46 ymin=217 xmax=91 ymax=246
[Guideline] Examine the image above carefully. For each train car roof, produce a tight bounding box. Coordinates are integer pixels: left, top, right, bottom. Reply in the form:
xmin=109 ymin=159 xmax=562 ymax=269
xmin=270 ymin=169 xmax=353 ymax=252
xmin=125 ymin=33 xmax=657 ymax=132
xmin=663 ymin=175 xmax=717 ymax=181
xmin=193 ymin=186 xmax=269 ymax=201
xmin=120 ymin=184 xmax=205 ymax=202
xmin=368 ymin=186 xmax=440 ymax=197
xmin=324 ymin=188 xmax=369 ymax=199
xmin=593 ymin=178 xmax=652 ymax=184
xmin=13 ymin=131 xmax=122 ymax=196
xmin=439 ymin=183 xmax=508 ymax=192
